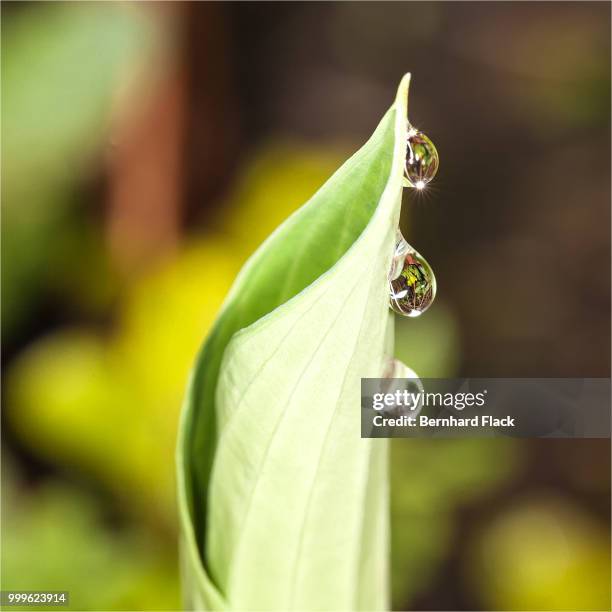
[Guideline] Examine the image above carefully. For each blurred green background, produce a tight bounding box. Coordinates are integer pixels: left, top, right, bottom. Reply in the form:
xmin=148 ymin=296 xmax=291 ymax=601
xmin=1 ymin=2 xmax=610 ymax=611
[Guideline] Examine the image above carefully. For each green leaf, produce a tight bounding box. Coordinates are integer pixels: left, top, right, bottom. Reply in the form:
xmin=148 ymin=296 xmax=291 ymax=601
xmin=177 ymin=74 xmax=412 ymax=610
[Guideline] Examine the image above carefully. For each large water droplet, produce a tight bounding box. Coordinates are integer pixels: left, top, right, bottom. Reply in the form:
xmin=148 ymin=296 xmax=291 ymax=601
xmin=405 ymin=126 xmax=439 ymax=189
xmin=389 ymin=230 xmax=436 ymax=317
xmin=380 ymin=359 xmax=424 ymax=418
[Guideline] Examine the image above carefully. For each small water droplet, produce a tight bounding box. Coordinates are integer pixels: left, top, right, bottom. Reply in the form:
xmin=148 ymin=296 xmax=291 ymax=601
xmin=389 ymin=230 xmax=436 ymax=317
xmin=405 ymin=126 xmax=439 ymax=188
xmin=380 ymin=359 xmax=424 ymax=418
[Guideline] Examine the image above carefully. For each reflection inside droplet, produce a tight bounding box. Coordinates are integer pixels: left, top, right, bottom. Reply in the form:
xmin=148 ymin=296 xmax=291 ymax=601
xmin=379 ymin=358 xmax=424 ymax=418
xmin=389 ymin=230 xmax=436 ymax=317
xmin=405 ymin=126 xmax=439 ymax=188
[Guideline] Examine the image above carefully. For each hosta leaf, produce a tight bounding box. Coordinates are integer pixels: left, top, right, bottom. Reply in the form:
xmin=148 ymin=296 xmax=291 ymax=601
xmin=177 ymin=74 xmax=412 ymax=610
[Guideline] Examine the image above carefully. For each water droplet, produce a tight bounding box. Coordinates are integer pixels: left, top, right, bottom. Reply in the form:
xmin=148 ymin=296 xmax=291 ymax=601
xmin=379 ymin=359 xmax=424 ymax=418
xmin=389 ymin=230 xmax=436 ymax=317
xmin=405 ymin=126 xmax=439 ymax=188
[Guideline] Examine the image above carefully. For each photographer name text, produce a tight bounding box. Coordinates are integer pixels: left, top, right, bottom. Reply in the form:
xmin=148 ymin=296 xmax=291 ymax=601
xmin=372 ymin=414 xmax=515 ymax=428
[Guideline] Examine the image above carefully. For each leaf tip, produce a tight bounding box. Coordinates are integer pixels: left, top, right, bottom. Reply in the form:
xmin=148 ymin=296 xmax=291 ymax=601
xmin=397 ymin=72 xmax=411 ymax=101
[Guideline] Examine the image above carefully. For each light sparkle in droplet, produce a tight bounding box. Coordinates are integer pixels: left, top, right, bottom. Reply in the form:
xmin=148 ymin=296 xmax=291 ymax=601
xmin=404 ymin=125 xmax=439 ymax=189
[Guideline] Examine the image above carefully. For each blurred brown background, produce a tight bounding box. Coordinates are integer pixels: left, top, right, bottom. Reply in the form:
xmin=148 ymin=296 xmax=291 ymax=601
xmin=2 ymin=2 xmax=610 ymax=611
